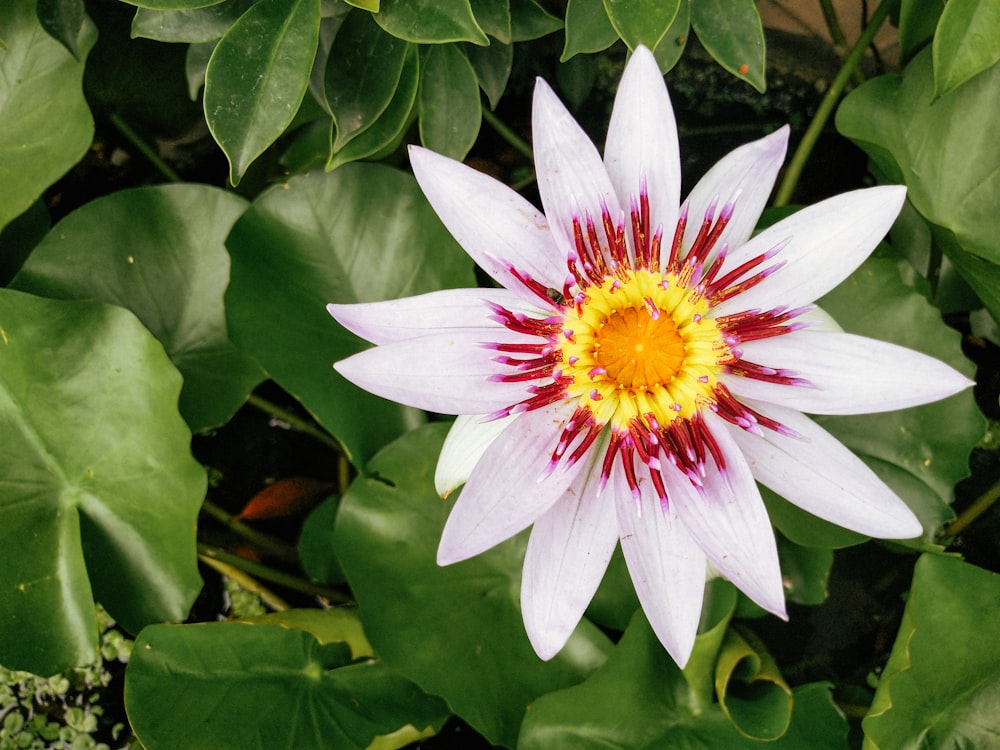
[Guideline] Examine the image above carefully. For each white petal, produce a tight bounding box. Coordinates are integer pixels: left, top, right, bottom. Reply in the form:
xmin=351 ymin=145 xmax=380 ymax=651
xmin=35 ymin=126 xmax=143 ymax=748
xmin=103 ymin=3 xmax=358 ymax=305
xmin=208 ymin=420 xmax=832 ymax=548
xmin=409 ymin=146 xmax=565 ymax=294
xmin=532 ymin=79 xmax=622 ymax=259
xmin=615 ymin=467 xmax=706 ymax=668
xmin=683 ymin=127 xmax=789 ymax=253
xmin=604 ymin=46 xmax=681 ymax=244
xmin=714 ymin=186 xmax=906 ymax=315
xmin=328 ymin=288 xmax=542 ymax=345
xmin=334 ymin=329 xmax=537 ymax=415
xmin=434 ymin=413 xmax=516 ymax=497
xmin=667 ymin=413 xmax=787 ymax=618
xmin=724 ymin=331 xmax=974 ymax=415
xmin=521 ymin=460 xmax=618 ymax=660
xmin=437 ymin=404 xmax=581 ymax=564
xmin=725 ymin=402 xmax=923 ymax=539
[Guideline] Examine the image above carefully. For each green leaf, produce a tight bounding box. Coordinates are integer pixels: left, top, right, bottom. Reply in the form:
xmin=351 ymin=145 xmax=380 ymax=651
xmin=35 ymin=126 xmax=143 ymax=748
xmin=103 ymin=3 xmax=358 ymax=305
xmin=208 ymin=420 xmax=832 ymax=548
xmin=602 ymin=0 xmax=679 ymax=51
xmin=36 ymin=0 xmax=85 ymax=58
xmin=0 ymin=1 xmax=95 ymax=235
xmin=836 ymin=48 xmax=1000 ymax=266
xmin=131 ymin=0 xmax=255 ymax=43
xmin=715 ymin=628 xmax=793 ymax=740
xmin=297 ymin=497 xmax=347 ymax=586
xmin=185 ymin=40 xmax=215 ymax=99
xmin=324 ymin=9 xmax=411 ymax=150
xmin=419 ymin=44 xmax=482 ymax=161
xmin=562 ymin=0 xmax=618 ymax=60
xmin=652 ymin=0 xmax=689 ymax=73
xmin=374 ymin=0 xmax=488 ymax=44
xmin=119 ymin=0 xmax=227 ymax=10
xmin=508 ymin=0 xmax=562 ymax=42
xmin=932 ymin=0 xmax=1000 ymax=96
xmin=814 ymin=257 xmax=983 ymax=543
xmin=0 ymin=200 xmax=49 ymax=287
xmin=689 ymin=0 xmax=766 ymax=92
xmin=244 ymin=608 xmax=372 ymax=656
xmin=224 ymin=164 xmax=475 ymax=465
xmin=897 ymin=0 xmax=942 ymax=64
xmin=11 ymin=185 xmax=263 ymax=434
xmin=0 ymin=290 xmax=205 ymax=675
xmin=518 ymin=610 xmax=849 ymax=749
xmin=470 ymin=0 xmax=512 ymax=43
xmin=125 ymin=621 xmax=449 ymax=750
xmin=327 ymin=45 xmax=418 ymax=169
xmin=205 ymin=0 xmax=321 ymax=184
xmin=863 ymin=554 xmax=1000 ymax=749
xmin=464 ymin=39 xmax=513 ymax=110
xmin=334 ymin=423 xmax=613 ymax=747
xmin=777 ymin=534 xmax=832 ymax=606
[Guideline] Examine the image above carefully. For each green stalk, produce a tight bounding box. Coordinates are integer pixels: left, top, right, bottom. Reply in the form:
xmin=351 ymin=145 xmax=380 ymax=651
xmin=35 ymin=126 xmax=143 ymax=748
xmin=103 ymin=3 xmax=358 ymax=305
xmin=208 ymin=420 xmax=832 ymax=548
xmin=773 ymin=0 xmax=895 ymax=207
xmin=200 ymin=499 xmax=300 ymax=565
xmin=481 ymin=105 xmax=534 ymax=161
xmin=941 ymin=477 xmax=1000 ymax=538
xmin=108 ymin=112 xmax=183 ymax=183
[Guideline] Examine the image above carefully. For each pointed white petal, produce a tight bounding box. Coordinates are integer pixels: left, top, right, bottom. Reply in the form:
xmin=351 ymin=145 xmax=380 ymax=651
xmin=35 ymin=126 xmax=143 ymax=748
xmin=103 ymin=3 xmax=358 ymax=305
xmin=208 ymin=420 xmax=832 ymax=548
xmin=615 ymin=467 xmax=706 ymax=668
xmin=604 ymin=46 xmax=681 ymax=243
xmin=668 ymin=414 xmax=787 ymax=618
xmin=724 ymin=331 xmax=974 ymax=415
xmin=683 ymin=127 xmax=789 ymax=252
xmin=437 ymin=404 xmax=581 ymax=564
xmin=328 ymin=288 xmax=541 ymax=345
xmin=532 ymin=78 xmax=622 ymax=259
xmin=715 ymin=186 xmax=907 ymax=315
xmin=409 ymin=146 xmax=565 ymax=293
xmin=434 ymin=413 xmax=516 ymax=497
xmin=725 ymin=402 xmax=923 ymax=539
xmin=334 ymin=329 xmax=537 ymax=415
xmin=522 ymin=463 xmax=618 ymax=660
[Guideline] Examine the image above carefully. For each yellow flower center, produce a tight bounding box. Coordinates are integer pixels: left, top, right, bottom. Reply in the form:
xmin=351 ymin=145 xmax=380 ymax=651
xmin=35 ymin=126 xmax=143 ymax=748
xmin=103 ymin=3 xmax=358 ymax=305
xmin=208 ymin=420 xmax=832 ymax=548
xmin=558 ymin=269 xmax=731 ymax=429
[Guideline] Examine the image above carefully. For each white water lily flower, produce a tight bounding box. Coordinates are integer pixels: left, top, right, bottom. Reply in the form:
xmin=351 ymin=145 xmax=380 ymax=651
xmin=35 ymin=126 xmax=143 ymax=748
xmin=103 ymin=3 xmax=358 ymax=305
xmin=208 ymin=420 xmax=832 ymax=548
xmin=328 ymin=46 xmax=972 ymax=667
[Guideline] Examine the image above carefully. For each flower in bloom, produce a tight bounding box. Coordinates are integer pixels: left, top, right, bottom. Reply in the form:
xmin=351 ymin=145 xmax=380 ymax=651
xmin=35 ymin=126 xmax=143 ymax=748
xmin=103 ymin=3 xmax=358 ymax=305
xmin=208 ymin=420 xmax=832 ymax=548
xmin=328 ymin=46 xmax=972 ymax=667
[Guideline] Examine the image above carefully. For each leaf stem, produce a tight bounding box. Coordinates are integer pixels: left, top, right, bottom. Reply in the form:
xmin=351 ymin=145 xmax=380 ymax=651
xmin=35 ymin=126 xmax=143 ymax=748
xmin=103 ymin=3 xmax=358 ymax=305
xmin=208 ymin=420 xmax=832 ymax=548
xmin=197 ymin=543 xmax=353 ymax=604
xmin=773 ymin=0 xmax=894 ymax=207
xmin=941 ymin=476 xmax=1000 ymax=538
xmin=198 ymin=551 xmax=292 ymax=612
xmin=481 ymin=105 xmax=533 ymax=161
xmin=246 ymin=393 xmax=344 ymax=455
xmin=108 ymin=112 xmax=183 ymax=183
xmin=200 ymin=499 xmax=300 ymax=565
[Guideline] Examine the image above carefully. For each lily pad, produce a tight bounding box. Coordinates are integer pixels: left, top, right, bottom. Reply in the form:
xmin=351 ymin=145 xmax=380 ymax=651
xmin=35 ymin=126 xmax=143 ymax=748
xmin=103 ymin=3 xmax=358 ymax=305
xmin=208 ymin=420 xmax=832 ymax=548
xmin=0 ymin=290 xmax=205 ymax=675
xmin=12 ymin=184 xmax=263 ymax=433
xmin=334 ymin=423 xmax=613 ymax=748
xmin=224 ymin=163 xmax=475 ymax=465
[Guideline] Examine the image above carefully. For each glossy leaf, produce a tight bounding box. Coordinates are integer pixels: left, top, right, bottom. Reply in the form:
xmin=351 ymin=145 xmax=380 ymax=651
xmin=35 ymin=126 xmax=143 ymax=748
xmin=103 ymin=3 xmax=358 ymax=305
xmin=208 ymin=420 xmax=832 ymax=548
xmin=0 ymin=291 xmax=205 ymax=675
xmin=518 ymin=611 xmax=849 ymax=749
xmin=897 ymin=0 xmax=941 ymax=63
xmin=562 ymin=0 xmax=617 ymax=60
xmin=0 ymin=1 xmax=95 ymax=235
xmin=298 ymin=497 xmax=346 ymax=586
xmin=813 ymin=259 xmax=982 ymax=544
xmin=465 ymin=39 xmax=513 ymax=110
xmin=863 ymin=554 xmax=1000 ymax=749
xmin=327 ymin=45 xmax=418 ymax=169
xmin=837 ymin=48 xmax=1000 ymax=266
xmin=125 ymin=621 xmax=449 ymax=750
xmin=374 ymin=0 xmax=488 ymax=44
xmin=652 ymin=0 xmax=689 ymax=73
xmin=602 ymin=0 xmax=679 ymax=51
xmin=715 ymin=629 xmax=792 ymax=740
xmin=205 ymin=0 xmax=321 ymax=184
xmin=118 ymin=0 xmax=227 ymax=9
xmin=131 ymin=0 xmax=255 ymax=43
xmin=11 ymin=185 xmax=264 ymax=433
xmin=508 ymin=0 xmax=562 ymax=42
xmin=690 ymin=0 xmax=766 ymax=92
xmin=932 ymin=0 xmax=1000 ymax=97
xmin=469 ymin=0 xmax=512 ymax=43
xmin=224 ymin=164 xmax=475 ymax=465
xmin=419 ymin=44 xmax=482 ymax=161
xmin=334 ymin=423 xmax=613 ymax=747
xmin=324 ymin=9 xmax=410 ymax=150
xmin=777 ymin=534 xmax=832 ymax=606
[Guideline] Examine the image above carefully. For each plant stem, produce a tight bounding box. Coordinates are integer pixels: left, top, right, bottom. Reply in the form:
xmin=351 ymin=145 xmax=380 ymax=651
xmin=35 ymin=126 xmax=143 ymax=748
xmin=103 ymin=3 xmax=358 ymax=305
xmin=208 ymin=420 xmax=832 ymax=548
xmin=198 ymin=543 xmax=353 ymax=604
xmin=246 ymin=393 xmax=344 ymax=455
xmin=198 ymin=552 xmax=292 ymax=612
xmin=108 ymin=113 xmax=183 ymax=183
xmin=200 ymin=499 xmax=300 ymax=565
xmin=941 ymin=477 xmax=1000 ymax=538
xmin=481 ymin=106 xmax=534 ymax=161
xmin=773 ymin=0 xmax=894 ymax=207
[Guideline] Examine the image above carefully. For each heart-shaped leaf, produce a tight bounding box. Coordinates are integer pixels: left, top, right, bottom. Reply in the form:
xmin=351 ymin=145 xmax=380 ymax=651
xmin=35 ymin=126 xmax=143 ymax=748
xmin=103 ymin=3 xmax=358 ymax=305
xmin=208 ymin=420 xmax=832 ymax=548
xmin=0 ymin=290 xmax=205 ymax=675
xmin=11 ymin=184 xmax=263 ymax=433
